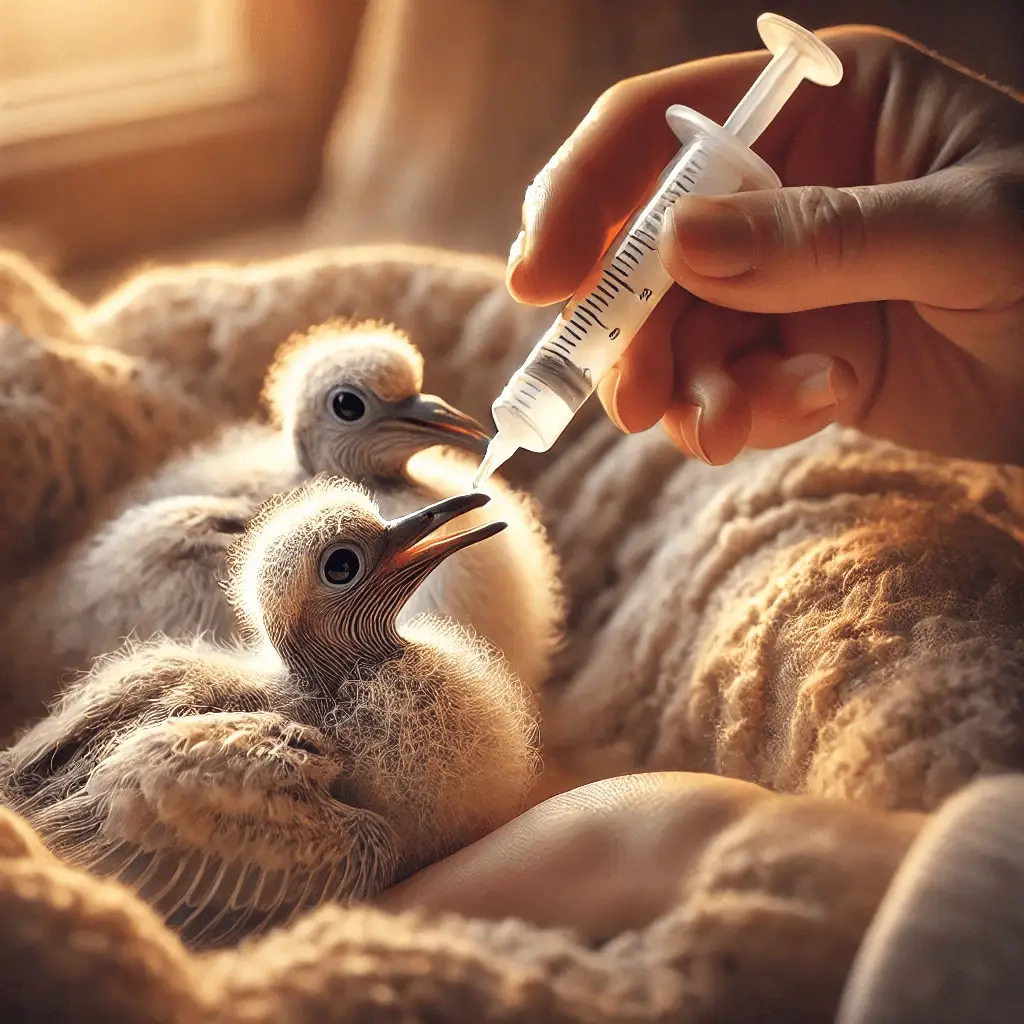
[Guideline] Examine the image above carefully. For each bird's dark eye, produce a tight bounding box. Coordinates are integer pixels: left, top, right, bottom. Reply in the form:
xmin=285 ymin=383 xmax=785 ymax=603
xmin=321 ymin=546 xmax=361 ymax=586
xmin=330 ymin=389 xmax=366 ymax=422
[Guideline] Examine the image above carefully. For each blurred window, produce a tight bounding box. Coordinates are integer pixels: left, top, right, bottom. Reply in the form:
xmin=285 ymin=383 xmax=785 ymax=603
xmin=1 ymin=0 xmax=252 ymax=142
xmin=0 ymin=0 xmax=366 ymax=272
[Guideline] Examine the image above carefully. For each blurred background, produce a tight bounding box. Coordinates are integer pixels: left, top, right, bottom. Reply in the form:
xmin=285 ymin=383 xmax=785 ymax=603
xmin=1 ymin=0 xmax=1022 ymax=300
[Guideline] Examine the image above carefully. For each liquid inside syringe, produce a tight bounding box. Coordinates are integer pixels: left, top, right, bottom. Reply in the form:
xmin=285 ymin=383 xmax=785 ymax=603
xmin=474 ymin=12 xmax=843 ymax=486
xmin=495 ymin=144 xmax=715 ymax=445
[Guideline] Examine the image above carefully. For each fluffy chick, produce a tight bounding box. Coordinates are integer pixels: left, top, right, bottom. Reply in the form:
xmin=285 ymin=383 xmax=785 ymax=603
xmin=0 ymin=478 xmax=540 ymax=949
xmin=124 ymin=320 xmax=564 ymax=692
xmin=267 ymin=321 xmax=564 ymax=691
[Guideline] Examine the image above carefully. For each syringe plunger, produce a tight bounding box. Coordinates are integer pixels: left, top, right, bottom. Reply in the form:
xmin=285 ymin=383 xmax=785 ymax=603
xmin=724 ymin=14 xmax=843 ymax=147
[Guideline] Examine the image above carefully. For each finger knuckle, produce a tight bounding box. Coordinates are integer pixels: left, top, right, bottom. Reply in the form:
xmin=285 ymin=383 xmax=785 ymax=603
xmin=591 ymin=77 xmax=642 ymax=120
xmin=781 ymin=185 xmax=867 ymax=273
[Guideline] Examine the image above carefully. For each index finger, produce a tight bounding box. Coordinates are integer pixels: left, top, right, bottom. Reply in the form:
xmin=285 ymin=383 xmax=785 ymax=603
xmin=508 ymin=48 xmax=775 ymax=306
xmin=508 ymin=26 xmax=900 ymax=307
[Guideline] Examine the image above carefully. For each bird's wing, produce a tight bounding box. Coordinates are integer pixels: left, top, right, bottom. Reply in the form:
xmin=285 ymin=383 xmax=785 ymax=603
xmin=17 ymin=710 xmax=400 ymax=950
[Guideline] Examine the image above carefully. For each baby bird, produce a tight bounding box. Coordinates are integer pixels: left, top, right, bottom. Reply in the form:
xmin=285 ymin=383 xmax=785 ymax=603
xmin=126 ymin=319 xmax=491 ymax=507
xmin=0 ymin=320 xmax=494 ymax=731
xmin=265 ymin=322 xmax=564 ymax=692
xmin=127 ymin=320 xmax=564 ymax=692
xmin=0 ymin=478 xmax=540 ymax=949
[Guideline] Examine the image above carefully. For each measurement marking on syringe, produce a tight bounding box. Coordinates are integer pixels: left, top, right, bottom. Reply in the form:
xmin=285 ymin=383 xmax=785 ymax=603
xmin=606 ymin=270 xmax=634 ymax=292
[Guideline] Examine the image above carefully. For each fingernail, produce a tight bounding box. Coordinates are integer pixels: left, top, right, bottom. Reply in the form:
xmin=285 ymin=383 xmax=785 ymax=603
xmin=506 ymin=230 xmax=527 ymax=292
xmin=691 ymin=404 xmax=712 ymax=464
xmin=661 ymin=197 xmax=755 ymax=279
xmin=664 ymin=404 xmax=711 ymax=464
xmin=794 ymin=357 xmax=857 ymax=415
xmin=794 ymin=368 xmax=838 ymax=414
xmin=598 ymin=367 xmax=626 ymax=432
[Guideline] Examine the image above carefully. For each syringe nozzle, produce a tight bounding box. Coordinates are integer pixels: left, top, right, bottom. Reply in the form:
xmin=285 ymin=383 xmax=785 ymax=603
xmin=472 ymin=430 xmax=518 ymax=490
xmin=722 ymin=13 xmax=843 ymax=149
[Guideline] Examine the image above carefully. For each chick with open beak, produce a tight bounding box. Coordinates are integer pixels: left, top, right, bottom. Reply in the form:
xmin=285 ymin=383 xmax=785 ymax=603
xmin=0 ymin=321 xmax=511 ymax=724
xmin=118 ymin=319 xmax=564 ymax=694
xmin=0 ymin=478 xmax=539 ymax=950
xmin=264 ymin=320 xmax=565 ymax=695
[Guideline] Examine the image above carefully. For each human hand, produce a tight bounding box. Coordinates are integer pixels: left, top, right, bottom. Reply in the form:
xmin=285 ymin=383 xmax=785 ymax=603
xmin=375 ymin=772 xmax=922 ymax=942
xmin=507 ymin=27 xmax=1024 ymax=466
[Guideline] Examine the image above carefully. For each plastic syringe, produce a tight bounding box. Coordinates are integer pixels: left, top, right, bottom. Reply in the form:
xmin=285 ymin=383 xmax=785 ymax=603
xmin=473 ymin=13 xmax=843 ymax=487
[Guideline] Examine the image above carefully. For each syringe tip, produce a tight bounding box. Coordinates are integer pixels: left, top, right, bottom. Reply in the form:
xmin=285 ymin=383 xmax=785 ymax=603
xmin=472 ymin=431 xmax=517 ymax=489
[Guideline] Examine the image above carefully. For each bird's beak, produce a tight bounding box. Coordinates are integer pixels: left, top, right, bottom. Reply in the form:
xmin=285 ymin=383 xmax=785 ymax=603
xmin=385 ymin=394 xmax=492 ymax=457
xmin=386 ymin=492 xmax=506 ymax=574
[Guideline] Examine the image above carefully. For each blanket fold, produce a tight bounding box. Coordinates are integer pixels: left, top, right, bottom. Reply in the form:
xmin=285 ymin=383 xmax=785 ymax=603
xmin=0 ymin=783 xmax=920 ymax=1023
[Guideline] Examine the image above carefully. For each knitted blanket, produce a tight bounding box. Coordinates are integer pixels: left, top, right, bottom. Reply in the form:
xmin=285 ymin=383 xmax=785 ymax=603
xmin=1 ymin=244 xmax=1023 ymax=1021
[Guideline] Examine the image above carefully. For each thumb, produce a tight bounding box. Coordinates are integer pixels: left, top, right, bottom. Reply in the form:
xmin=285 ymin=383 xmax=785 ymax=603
xmin=658 ymin=165 xmax=1023 ymax=314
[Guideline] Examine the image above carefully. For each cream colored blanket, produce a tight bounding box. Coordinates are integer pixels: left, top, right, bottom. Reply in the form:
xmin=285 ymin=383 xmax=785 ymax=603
xmin=1 ymin=244 xmax=1023 ymax=1021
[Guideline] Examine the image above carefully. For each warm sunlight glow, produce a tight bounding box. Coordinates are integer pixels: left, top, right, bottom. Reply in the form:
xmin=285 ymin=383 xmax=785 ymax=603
xmin=0 ymin=0 xmax=252 ymax=143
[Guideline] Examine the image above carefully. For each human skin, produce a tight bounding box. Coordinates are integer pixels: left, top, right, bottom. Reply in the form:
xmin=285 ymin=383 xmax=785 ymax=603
xmin=506 ymin=26 xmax=1024 ymax=466
xmin=377 ymin=773 xmax=923 ymax=944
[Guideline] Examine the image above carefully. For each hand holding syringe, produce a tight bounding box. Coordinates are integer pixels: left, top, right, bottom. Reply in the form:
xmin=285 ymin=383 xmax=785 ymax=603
xmin=474 ymin=13 xmax=843 ymax=487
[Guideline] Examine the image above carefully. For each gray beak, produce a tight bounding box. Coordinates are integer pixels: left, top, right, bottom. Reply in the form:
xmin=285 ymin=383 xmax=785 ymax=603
xmin=386 ymin=492 xmax=506 ymax=573
xmin=386 ymin=394 xmax=491 ymax=457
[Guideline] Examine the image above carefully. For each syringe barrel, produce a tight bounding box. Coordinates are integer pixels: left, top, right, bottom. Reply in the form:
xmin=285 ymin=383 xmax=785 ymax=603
xmin=489 ymin=108 xmax=780 ymax=454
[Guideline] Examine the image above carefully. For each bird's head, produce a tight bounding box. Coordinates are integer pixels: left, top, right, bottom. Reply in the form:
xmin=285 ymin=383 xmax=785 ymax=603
xmin=262 ymin=320 xmax=490 ymax=480
xmin=226 ymin=477 xmax=506 ymax=686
